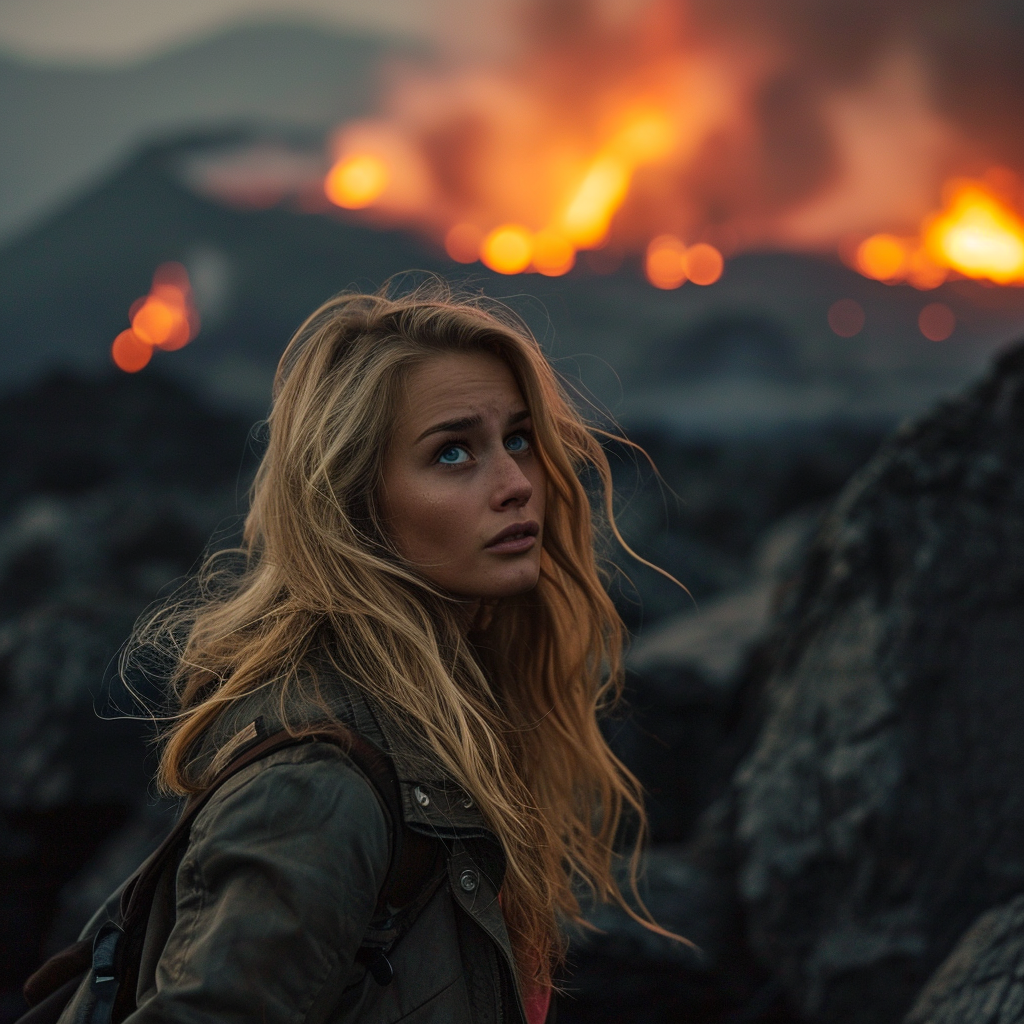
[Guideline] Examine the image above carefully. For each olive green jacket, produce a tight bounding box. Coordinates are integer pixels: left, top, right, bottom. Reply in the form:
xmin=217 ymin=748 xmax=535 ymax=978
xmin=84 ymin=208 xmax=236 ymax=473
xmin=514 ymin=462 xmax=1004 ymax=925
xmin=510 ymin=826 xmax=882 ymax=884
xmin=60 ymin=678 xmax=538 ymax=1024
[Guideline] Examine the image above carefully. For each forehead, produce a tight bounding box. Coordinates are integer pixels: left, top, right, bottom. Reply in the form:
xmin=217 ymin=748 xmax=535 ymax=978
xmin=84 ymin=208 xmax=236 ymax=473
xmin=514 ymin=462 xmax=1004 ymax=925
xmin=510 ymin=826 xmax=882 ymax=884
xmin=396 ymin=350 xmax=525 ymax=430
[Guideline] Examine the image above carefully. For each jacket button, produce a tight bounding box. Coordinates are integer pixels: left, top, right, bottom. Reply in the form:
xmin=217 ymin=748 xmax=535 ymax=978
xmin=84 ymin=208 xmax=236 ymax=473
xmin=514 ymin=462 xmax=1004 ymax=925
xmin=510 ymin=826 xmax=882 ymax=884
xmin=413 ymin=786 xmax=430 ymax=807
xmin=459 ymin=869 xmax=479 ymax=893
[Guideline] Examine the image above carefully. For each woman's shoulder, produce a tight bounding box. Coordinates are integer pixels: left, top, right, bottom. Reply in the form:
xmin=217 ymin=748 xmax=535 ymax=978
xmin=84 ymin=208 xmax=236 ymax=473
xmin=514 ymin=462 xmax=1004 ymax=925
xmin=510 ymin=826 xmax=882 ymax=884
xmin=191 ymin=737 xmax=389 ymax=852
xmin=189 ymin=671 xmax=366 ymax=777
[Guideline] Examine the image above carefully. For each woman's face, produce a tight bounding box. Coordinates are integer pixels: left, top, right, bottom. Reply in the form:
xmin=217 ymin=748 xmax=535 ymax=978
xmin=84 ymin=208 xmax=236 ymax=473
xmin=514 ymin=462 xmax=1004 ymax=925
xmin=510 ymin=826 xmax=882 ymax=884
xmin=380 ymin=350 xmax=546 ymax=603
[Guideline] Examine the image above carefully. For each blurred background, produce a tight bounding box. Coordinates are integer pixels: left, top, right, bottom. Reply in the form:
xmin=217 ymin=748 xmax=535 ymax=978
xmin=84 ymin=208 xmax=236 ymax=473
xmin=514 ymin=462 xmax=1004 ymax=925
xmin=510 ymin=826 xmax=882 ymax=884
xmin=4 ymin=1 xmax=1024 ymax=1021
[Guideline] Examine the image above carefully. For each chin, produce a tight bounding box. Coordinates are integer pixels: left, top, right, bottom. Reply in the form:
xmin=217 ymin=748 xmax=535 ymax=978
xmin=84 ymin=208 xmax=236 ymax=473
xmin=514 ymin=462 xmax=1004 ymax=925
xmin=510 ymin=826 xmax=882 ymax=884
xmin=500 ymin=575 xmax=542 ymax=599
xmin=476 ymin=568 xmax=541 ymax=600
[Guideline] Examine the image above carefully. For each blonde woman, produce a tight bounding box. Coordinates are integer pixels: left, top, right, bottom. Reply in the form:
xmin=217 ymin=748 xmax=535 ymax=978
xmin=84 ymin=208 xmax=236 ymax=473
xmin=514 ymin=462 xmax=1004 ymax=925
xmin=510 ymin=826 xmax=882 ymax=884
xmin=58 ymin=286 xmax=676 ymax=1024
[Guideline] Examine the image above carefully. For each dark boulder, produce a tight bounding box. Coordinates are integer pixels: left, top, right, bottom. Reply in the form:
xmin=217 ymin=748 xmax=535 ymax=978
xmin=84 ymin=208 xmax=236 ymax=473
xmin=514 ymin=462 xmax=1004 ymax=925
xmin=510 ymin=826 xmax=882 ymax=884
xmin=612 ymin=508 xmax=821 ymax=842
xmin=0 ymin=372 xmax=253 ymax=1010
xmin=731 ymin=339 xmax=1024 ymax=1023
xmin=604 ymin=424 xmax=884 ymax=628
xmin=904 ymin=894 xmax=1024 ymax=1024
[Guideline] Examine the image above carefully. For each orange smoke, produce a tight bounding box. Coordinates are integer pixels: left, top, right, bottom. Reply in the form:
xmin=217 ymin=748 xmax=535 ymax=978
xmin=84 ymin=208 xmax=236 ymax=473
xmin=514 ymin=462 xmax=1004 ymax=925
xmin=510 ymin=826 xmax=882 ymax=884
xmin=854 ymin=174 xmax=1024 ymax=288
xmin=326 ymin=109 xmax=680 ymax=277
xmin=111 ymin=263 xmax=200 ymax=373
xmin=300 ymin=0 xmax=1024 ymax=291
xmin=316 ymin=0 xmax=747 ymax=284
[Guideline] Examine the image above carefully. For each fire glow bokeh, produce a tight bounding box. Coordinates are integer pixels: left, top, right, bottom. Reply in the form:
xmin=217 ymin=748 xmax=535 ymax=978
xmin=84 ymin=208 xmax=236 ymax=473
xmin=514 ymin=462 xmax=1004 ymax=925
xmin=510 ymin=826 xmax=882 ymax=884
xmin=111 ymin=263 xmax=199 ymax=373
xmin=854 ymin=175 xmax=1024 ymax=289
xmin=310 ymin=0 xmax=1024 ymax=292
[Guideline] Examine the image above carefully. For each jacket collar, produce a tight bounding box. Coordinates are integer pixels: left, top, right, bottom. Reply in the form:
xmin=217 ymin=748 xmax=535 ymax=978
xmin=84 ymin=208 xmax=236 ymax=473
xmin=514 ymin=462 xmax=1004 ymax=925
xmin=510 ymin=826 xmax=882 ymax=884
xmin=338 ymin=677 xmax=498 ymax=842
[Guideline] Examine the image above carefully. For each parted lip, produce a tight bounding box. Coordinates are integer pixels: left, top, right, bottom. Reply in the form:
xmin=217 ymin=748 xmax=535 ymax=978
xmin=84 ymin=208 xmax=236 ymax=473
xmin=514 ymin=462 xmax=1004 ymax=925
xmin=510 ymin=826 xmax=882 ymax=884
xmin=485 ymin=520 xmax=540 ymax=548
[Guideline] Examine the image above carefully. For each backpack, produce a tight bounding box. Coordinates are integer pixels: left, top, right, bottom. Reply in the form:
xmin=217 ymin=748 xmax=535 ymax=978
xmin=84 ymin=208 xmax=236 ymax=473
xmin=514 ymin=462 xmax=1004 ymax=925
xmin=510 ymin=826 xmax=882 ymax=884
xmin=17 ymin=720 xmax=445 ymax=1024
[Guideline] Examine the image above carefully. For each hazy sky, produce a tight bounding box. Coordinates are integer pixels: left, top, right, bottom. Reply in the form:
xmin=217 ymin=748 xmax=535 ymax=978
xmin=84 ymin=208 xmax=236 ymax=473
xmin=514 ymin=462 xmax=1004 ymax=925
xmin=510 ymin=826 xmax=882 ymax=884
xmin=0 ymin=0 xmax=460 ymax=64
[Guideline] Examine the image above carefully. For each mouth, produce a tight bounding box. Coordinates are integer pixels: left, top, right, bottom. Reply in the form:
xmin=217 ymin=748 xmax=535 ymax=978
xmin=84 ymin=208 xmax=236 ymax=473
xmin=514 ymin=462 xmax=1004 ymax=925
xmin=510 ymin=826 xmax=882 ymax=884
xmin=484 ymin=520 xmax=540 ymax=554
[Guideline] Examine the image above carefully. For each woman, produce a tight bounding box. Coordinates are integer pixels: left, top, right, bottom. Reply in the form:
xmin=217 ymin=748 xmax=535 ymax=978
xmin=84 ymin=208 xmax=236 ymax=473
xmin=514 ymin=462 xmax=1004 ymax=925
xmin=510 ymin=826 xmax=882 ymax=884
xmin=77 ymin=284 xmax=674 ymax=1024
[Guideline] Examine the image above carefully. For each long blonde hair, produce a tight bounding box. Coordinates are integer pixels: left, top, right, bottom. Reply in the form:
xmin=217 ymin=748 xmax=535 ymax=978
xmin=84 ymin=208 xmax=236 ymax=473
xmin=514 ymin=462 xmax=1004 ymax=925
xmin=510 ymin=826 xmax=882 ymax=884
xmin=141 ymin=282 xmax=672 ymax=986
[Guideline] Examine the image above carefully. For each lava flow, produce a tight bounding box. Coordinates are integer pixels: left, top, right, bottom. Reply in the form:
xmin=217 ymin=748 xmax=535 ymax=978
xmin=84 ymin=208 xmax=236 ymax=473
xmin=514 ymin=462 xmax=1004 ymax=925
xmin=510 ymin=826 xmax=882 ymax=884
xmin=855 ymin=174 xmax=1024 ymax=289
xmin=311 ymin=0 xmax=1024 ymax=291
xmin=112 ymin=263 xmax=200 ymax=373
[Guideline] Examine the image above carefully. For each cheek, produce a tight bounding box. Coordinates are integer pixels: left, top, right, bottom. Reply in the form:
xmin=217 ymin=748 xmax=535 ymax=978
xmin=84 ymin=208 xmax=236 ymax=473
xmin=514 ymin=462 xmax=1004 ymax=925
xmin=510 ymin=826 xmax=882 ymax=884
xmin=385 ymin=479 xmax=474 ymax=563
xmin=530 ymin=463 xmax=547 ymax=518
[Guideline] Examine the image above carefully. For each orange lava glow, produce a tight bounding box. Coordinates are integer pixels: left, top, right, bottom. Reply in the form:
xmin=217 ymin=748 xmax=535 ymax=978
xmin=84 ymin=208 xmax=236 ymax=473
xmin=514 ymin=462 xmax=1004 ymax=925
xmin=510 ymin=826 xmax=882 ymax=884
xmin=924 ymin=182 xmax=1024 ymax=284
xmin=918 ymin=302 xmax=956 ymax=341
xmin=301 ymin=0 xmax=1024 ymax=295
xmin=645 ymin=236 xmax=723 ymax=289
xmin=324 ymin=154 xmax=390 ymax=209
xmin=685 ymin=243 xmax=725 ymax=286
xmin=854 ymin=175 xmax=1024 ymax=288
xmin=827 ymin=299 xmax=865 ymax=337
xmin=111 ymin=263 xmax=199 ymax=373
xmin=481 ymin=225 xmax=533 ymax=274
xmin=434 ymin=111 xmax=676 ymax=278
xmin=646 ymin=235 xmax=687 ymax=289
xmin=321 ymin=89 xmax=709 ymax=282
xmin=556 ymin=113 xmax=674 ymax=251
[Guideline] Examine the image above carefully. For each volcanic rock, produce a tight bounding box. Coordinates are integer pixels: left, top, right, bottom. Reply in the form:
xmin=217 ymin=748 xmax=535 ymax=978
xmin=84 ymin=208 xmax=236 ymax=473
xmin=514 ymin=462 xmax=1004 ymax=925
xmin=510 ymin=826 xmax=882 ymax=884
xmin=904 ymin=894 xmax=1024 ymax=1024
xmin=732 ymin=339 xmax=1024 ymax=1023
xmin=0 ymin=371 xmax=252 ymax=1008
xmin=611 ymin=507 xmax=821 ymax=842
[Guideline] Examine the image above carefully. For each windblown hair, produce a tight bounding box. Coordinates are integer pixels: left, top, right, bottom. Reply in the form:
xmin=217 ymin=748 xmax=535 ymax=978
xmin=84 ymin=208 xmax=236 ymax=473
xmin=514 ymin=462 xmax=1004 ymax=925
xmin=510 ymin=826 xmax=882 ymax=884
xmin=139 ymin=281 xmax=674 ymax=987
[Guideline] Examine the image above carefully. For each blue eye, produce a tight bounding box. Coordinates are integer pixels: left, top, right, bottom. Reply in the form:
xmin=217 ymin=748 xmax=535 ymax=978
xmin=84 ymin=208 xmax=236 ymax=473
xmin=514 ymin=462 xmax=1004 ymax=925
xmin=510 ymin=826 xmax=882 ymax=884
xmin=438 ymin=445 xmax=470 ymax=465
xmin=505 ymin=433 xmax=530 ymax=453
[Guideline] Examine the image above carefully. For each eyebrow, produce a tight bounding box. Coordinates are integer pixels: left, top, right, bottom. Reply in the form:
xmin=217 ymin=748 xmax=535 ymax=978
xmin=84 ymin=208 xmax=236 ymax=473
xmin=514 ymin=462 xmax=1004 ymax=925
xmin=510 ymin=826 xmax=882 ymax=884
xmin=415 ymin=408 xmax=530 ymax=444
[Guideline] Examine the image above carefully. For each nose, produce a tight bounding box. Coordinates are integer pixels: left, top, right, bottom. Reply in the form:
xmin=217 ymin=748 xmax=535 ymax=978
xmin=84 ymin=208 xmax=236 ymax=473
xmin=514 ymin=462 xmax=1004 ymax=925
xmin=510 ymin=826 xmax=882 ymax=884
xmin=491 ymin=451 xmax=533 ymax=510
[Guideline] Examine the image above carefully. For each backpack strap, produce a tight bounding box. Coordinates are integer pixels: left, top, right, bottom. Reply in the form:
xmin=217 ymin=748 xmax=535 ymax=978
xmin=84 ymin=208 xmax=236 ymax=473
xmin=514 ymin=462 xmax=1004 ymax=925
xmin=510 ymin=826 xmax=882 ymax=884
xmin=21 ymin=719 xmax=444 ymax=1021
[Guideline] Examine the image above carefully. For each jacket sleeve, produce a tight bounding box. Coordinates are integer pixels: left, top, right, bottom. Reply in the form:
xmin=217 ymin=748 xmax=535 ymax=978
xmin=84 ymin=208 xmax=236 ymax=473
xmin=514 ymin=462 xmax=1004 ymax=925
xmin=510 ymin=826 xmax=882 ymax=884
xmin=127 ymin=743 xmax=390 ymax=1024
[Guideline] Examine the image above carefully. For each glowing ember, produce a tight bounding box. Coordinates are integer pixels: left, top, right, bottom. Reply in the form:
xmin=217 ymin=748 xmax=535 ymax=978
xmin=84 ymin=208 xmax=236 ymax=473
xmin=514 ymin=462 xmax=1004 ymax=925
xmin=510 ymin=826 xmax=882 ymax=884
xmin=646 ymin=235 xmax=688 ymax=289
xmin=481 ymin=225 xmax=534 ymax=275
xmin=924 ymin=183 xmax=1024 ymax=284
xmin=532 ymin=230 xmax=575 ymax=276
xmin=918 ymin=302 xmax=956 ymax=341
xmin=111 ymin=263 xmax=200 ymax=373
xmin=325 ymin=154 xmax=390 ymax=210
xmin=856 ymin=235 xmax=909 ymax=282
xmin=827 ymin=299 xmax=866 ymax=337
xmin=685 ymin=243 xmax=725 ymax=286
xmin=853 ymin=176 xmax=1024 ymax=288
xmin=905 ymin=248 xmax=948 ymax=290
xmin=111 ymin=329 xmax=153 ymax=373
xmin=445 ymin=223 xmax=484 ymax=264
xmin=644 ymin=236 xmax=723 ymax=289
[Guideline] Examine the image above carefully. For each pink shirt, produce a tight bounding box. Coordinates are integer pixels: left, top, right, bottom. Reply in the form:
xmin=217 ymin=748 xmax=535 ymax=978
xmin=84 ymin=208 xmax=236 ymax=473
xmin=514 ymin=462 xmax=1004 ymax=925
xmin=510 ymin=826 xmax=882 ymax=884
xmin=496 ymin=890 xmax=551 ymax=1023
xmin=524 ymin=983 xmax=551 ymax=1024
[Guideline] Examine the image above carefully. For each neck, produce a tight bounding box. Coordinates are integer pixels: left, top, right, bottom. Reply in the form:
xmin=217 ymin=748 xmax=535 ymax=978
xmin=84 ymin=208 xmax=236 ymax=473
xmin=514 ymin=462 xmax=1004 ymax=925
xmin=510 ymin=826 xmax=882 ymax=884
xmin=453 ymin=597 xmax=497 ymax=634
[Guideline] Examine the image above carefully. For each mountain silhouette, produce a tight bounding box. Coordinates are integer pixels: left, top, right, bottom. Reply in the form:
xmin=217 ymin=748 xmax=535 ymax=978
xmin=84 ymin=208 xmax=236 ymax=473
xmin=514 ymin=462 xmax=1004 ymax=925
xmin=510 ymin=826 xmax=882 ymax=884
xmin=0 ymin=128 xmax=1019 ymax=427
xmin=0 ymin=21 xmax=406 ymax=242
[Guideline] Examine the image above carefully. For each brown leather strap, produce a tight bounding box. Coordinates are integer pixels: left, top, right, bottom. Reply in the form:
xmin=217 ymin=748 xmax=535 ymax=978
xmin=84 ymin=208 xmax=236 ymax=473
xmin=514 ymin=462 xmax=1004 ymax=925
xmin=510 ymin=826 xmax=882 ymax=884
xmin=22 ymin=939 xmax=90 ymax=1008
xmin=19 ymin=975 xmax=87 ymax=1023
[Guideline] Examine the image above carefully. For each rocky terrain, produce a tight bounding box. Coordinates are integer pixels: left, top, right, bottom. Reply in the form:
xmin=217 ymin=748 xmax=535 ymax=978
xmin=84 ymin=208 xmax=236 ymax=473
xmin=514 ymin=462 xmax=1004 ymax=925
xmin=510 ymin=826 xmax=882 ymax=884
xmin=7 ymin=337 xmax=1024 ymax=1024
xmin=0 ymin=372 xmax=254 ymax=1019
xmin=565 ymin=339 xmax=1024 ymax=1023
